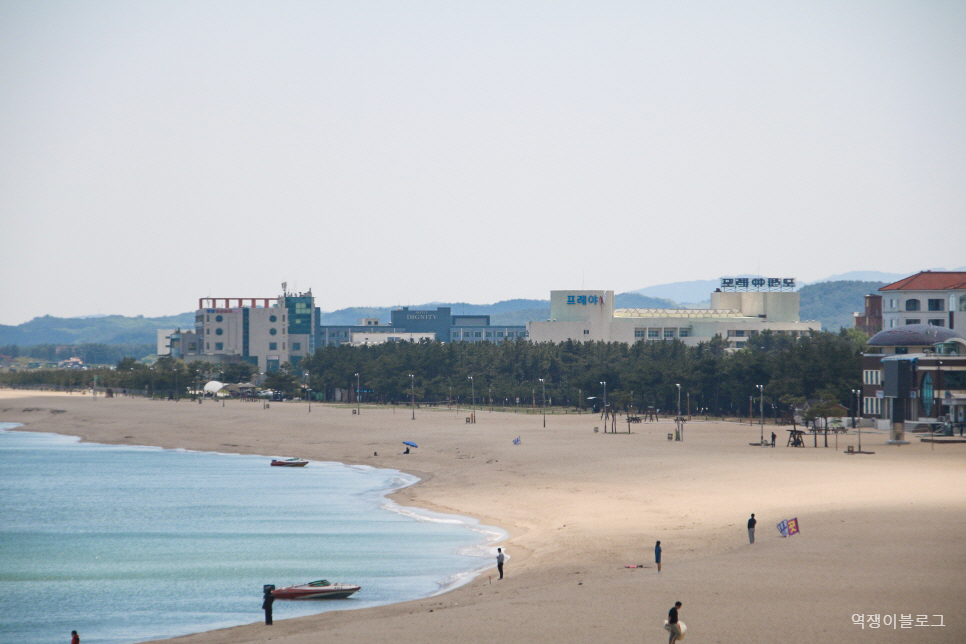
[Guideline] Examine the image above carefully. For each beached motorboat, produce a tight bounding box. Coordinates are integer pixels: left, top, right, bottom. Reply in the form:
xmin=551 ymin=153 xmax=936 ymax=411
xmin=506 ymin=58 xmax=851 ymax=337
xmin=270 ymin=458 xmax=308 ymax=467
xmin=272 ymin=580 xmax=361 ymax=600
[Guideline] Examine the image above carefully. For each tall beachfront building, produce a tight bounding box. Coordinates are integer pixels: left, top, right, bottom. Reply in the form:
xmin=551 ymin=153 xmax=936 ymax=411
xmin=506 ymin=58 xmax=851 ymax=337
xmin=159 ymin=289 xmax=315 ymax=373
xmin=528 ymin=278 xmax=818 ymax=348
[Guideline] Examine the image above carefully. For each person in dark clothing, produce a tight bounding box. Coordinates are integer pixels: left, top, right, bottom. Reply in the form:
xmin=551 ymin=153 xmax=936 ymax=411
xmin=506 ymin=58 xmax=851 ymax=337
xmin=668 ymin=601 xmax=683 ymax=643
xmin=496 ymin=547 xmax=505 ymax=579
xmin=748 ymin=513 xmax=757 ymax=543
xmin=771 ymin=432 xmax=776 ymax=447
xmin=655 ymin=540 xmax=662 ymax=573
xmin=71 ymin=631 xmax=80 ymax=644
xmin=262 ymin=586 xmax=275 ymax=625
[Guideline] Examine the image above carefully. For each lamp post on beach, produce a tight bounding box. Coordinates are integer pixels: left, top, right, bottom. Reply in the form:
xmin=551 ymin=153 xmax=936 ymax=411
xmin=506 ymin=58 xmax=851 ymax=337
xmin=756 ymin=384 xmax=764 ymax=443
xmin=851 ymin=388 xmax=860 ymax=429
xmin=539 ymin=378 xmax=546 ymax=427
xmin=410 ymin=374 xmax=415 ymax=420
xmin=676 ymin=383 xmax=681 ymax=417
xmin=468 ymin=376 xmax=475 ymax=408
xmin=852 ymin=388 xmax=862 ymax=452
xmin=355 ymin=372 xmax=360 ymax=415
xmin=600 ymin=381 xmax=607 ymax=415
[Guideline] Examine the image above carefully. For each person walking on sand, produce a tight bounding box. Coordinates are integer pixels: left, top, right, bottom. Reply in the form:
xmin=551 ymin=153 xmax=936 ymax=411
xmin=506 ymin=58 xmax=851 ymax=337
xmin=496 ymin=547 xmax=505 ymax=579
xmin=667 ymin=601 xmax=683 ymax=643
xmin=771 ymin=431 xmax=776 ymax=447
xmin=748 ymin=513 xmax=757 ymax=543
xmin=655 ymin=540 xmax=662 ymax=572
xmin=71 ymin=631 xmax=80 ymax=644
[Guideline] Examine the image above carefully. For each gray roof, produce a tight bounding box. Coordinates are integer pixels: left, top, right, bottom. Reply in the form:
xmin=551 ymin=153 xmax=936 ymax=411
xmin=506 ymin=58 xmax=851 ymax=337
xmin=868 ymin=324 xmax=965 ymax=347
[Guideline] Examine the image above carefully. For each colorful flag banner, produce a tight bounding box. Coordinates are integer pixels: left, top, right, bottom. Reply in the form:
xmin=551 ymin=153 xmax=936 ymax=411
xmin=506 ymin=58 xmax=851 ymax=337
xmin=777 ymin=518 xmax=800 ymax=537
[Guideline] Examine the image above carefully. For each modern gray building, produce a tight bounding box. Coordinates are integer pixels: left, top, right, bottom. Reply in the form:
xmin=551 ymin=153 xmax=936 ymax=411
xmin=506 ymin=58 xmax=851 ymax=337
xmin=315 ymin=307 xmax=528 ymax=347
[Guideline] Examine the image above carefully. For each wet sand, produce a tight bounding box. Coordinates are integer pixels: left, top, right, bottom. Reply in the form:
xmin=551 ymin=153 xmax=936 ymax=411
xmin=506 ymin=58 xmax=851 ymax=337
xmin=2 ymin=389 xmax=964 ymax=643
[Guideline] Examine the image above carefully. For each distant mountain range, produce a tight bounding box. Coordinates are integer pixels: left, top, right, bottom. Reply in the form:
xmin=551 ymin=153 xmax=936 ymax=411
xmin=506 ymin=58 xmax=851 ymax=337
xmin=630 ymin=271 xmax=909 ymax=304
xmin=4 ymin=272 xmax=945 ymax=348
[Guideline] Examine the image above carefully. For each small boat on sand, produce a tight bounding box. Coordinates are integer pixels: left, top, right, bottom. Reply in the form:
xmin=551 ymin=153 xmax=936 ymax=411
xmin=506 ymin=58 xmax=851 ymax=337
xmin=272 ymin=580 xmax=361 ymax=600
xmin=270 ymin=458 xmax=308 ymax=467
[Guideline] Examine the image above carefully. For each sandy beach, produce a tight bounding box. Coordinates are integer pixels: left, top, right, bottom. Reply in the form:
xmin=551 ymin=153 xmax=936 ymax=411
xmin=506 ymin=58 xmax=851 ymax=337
xmin=2 ymin=389 xmax=964 ymax=643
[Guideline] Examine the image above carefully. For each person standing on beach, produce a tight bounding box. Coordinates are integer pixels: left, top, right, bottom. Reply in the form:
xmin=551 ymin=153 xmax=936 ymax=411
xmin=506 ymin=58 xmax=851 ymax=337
xmin=748 ymin=513 xmax=757 ymax=543
xmin=655 ymin=540 xmax=662 ymax=572
xmin=771 ymin=432 xmax=776 ymax=447
xmin=496 ymin=547 xmax=505 ymax=579
xmin=71 ymin=631 xmax=80 ymax=644
xmin=667 ymin=601 xmax=683 ymax=643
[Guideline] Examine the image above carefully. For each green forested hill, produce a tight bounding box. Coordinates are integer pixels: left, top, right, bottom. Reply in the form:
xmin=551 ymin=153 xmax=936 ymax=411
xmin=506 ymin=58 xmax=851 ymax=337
xmin=0 ymin=313 xmax=195 ymax=346
xmin=799 ymin=280 xmax=885 ymax=330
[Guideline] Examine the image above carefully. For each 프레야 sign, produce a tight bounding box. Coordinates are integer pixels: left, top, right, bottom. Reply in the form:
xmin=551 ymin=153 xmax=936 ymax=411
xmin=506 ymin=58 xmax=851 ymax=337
xmin=567 ymin=294 xmax=606 ymax=305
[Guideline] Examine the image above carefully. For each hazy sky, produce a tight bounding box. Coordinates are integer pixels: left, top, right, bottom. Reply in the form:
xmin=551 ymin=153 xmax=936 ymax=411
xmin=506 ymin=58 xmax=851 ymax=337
xmin=1 ymin=1 xmax=964 ymax=324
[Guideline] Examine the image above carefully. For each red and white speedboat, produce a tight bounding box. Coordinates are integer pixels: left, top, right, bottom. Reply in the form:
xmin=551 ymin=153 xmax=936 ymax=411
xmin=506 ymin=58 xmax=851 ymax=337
xmin=270 ymin=458 xmax=308 ymax=467
xmin=272 ymin=580 xmax=361 ymax=600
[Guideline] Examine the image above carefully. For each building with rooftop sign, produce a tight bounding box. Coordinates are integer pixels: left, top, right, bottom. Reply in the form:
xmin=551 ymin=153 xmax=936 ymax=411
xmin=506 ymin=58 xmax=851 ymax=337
xmin=527 ymin=278 xmax=817 ymax=348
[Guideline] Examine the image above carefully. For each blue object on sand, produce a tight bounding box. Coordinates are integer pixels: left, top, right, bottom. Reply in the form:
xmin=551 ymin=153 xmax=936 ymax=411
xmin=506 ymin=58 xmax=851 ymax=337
xmin=402 ymin=441 xmax=418 ymax=448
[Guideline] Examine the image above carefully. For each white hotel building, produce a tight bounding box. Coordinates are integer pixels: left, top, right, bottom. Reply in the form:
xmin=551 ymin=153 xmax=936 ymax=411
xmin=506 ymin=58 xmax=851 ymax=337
xmin=528 ymin=282 xmax=818 ymax=347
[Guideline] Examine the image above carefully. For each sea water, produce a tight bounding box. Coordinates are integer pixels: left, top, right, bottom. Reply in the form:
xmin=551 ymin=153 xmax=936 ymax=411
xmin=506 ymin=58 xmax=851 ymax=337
xmin=0 ymin=423 xmax=503 ymax=644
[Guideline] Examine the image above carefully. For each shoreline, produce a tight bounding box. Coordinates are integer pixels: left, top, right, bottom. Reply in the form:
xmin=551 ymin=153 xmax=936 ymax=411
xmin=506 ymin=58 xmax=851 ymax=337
xmin=0 ymin=419 xmax=505 ymax=640
xmin=3 ymin=390 xmax=965 ymax=643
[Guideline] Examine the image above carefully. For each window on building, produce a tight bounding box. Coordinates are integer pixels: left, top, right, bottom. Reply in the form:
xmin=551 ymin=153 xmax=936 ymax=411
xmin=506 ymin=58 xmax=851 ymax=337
xmin=889 ymin=298 xmax=898 ymax=310
xmin=928 ymin=319 xmax=945 ymax=327
xmin=475 ymin=332 xmax=482 ymax=337
xmin=894 ymin=346 xmax=908 ymax=354
xmin=734 ymin=330 xmax=745 ymax=337
xmin=648 ymin=329 xmax=660 ymax=338
xmin=215 ymin=315 xmax=223 ymax=322
xmin=497 ymin=332 xmax=504 ymax=337
xmin=270 ymin=328 xmax=277 ymax=335
xmin=292 ymin=342 xmax=300 ymax=350
xmin=215 ymin=342 xmax=223 ymax=351
xmin=889 ymin=319 xmax=898 ymax=328
xmin=928 ymin=299 xmax=944 ymax=311
xmin=945 ymin=371 xmax=966 ymax=388
xmin=634 ymin=328 xmax=646 ymax=337
xmin=206 ymin=342 xmax=210 ymax=350
xmin=215 ymin=328 xmax=223 ymax=335
xmin=679 ymin=328 xmax=691 ymax=338
xmin=905 ymin=299 xmax=920 ymax=311
xmin=583 ymin=329 xmax=590 ymax=335
xmin=269 ymin=342 xmax=277 ymax=350
xmin=664 ymin=328 xmax=676 ymax=338
xmin=905 ymin=319 xmax=921 ymax=325
xmin=485 ymin=332 xmax=492 ymax=337
xmin=283 ymin=343 xmax=286 ymax=350
xmin=270 ymin=315 xmax=277 ymax=323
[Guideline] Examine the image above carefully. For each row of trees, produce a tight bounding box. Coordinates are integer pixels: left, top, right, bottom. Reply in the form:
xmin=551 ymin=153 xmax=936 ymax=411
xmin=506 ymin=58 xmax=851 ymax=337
xmin=0 ymin=343 xmax=155 ymax=364
xmin=0 ymin=330 xmax=866 ymax=415
xmin=296 ymin=330 xmax=865 ymax=415
xmin=0 ymin=357 xmax=257 ymax=396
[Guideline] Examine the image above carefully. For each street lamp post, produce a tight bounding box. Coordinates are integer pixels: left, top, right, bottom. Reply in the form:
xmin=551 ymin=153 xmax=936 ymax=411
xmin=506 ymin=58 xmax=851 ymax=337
xmin=853 ymin=388 xmax=862 ymax=452
xmin=756 ymin=384 xmax=764 ymax=444
xmin=676 ymin=383 xmax=681 ymax=418
xmin=409 ymin=374 xmax=415 ymax=420
xmin=539 ymin=378 xmax=546 ymax=427
xmin=600 ymin=381 xmax=607 ymax=417
xmin=468 ymin=376 xmax=475 ymax=408
xmin=849 ymin=389 xmax=862 ymax=427
xmin=355 ymin=372 xmax=360 ymax=415
xmin=304 ymin=372 xmax=311 ymax=412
